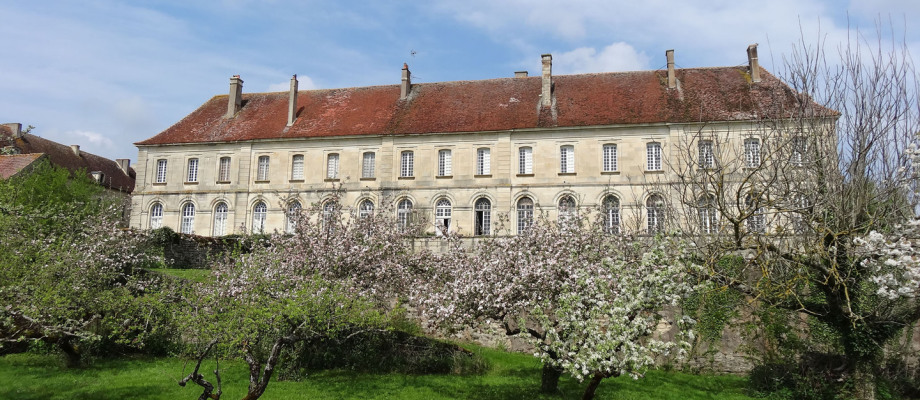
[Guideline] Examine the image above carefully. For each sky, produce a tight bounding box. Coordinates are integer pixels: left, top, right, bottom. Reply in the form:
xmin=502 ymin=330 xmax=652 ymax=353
xmin=1 ymin=0 xmax=918 ymax=163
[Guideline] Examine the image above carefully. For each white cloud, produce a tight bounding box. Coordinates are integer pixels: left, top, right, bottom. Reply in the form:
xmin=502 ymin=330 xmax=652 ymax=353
xmin=555 ymin=43 xmax=650 ymax=74
xmin=267 ymin=75 xmax=318 ymax=92
xmin=66 ymin=130 xmax=116 ymax=149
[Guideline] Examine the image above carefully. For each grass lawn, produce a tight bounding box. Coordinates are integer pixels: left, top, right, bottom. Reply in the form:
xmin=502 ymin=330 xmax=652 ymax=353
xmin=148 ymin=267 xmax=212 ymax=283
xmin=0 ymin=346 xmax=754 ymax=400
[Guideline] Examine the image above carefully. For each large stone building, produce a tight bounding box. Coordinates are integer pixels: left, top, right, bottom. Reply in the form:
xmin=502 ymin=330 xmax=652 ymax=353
xmin=131 ymin=46 xmax=803 ymax=237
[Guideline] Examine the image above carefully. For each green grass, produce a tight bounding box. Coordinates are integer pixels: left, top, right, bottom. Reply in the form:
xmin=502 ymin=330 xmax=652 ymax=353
xmin=0 ymin=347 xmax=754 ymax=400
xmin=148 ymin=267 xmax=212 ymax=283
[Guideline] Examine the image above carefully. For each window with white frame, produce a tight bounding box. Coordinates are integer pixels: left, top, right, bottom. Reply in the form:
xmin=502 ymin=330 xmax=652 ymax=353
xmin=603 ymin=144 xmax=617 ymax=172
xmin=519 ymin=147 xmax=533 ymax=174
xmin=603 ymin=195 xmax=620 ymax=234
xmin=647 ymin=142 xmax=662 ymax=171
xmin=698 ymin=195 xmax=718 ymax=234
xmin=746 ymin=194 xmax=765 ymax=233
xmin=180 ymin=203 xmax=195 ymax=234
xmin=517 ymin=197 xmax=534 ymax=234
xmin=187 ymin=158 xmax=199 ymax=182
xmin=560 ymin=145 xmax=575 ymax=173
xmin=218 ymin=157 xmax=231 ymax=182
xmin=400 ymin=151 xmax=414 ymax=177
xmin=744 ymin=138 xmax=761 ymax=168
xmin=791 ymin=136 xmax=807 ymax=166
xmin=438 ymin=149 xmax=452 ymax=176
xmin=150 ymin=202 xmax=163 ymax=229
xmin=286 ymin=201 xmax=301 ymax=234
xmin=359 ymin=199 xmax=374 ymax=219
xmin=252 ymin=201 xmax=267 ymax=233
xmin=362 ymin=152 xmax=375 ymax=178
xmin=291 ymin=155 xmax=304 ymax=180
xmin=474 ymin=198 xmax=491 ymax=236
xmin=477 ymin=148 xmax=491 ymax=175
xmin=435 ymin=198 xmax=452 ymax=236
xmin=698 ymin=140 xmax=714 ymax=169
xmin=397 ymin=198 xmax=413 ymax=232
xmin=322 ymin=201 xmax=337 ymax=231
xmin=326 ymin=153 xmax=339 ymax=179
xmin=213 ymin=202 xmax=228 ymax=236
xmin=256 ymin=156 xmax=270 ymax=181
xmin=155 ymin=159 xmax=167 ymax=183
xmin=558 ymin=195 xmax=576 ymax=226
xmin=646 ymin=194 xmax=665 ymax=234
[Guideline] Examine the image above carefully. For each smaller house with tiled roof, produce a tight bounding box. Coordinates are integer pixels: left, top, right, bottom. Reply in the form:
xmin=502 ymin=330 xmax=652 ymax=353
xmin=131 ymin=46 xmax=832 ymax=237
xmin=0 ymin=153 xmax=46 ymax=180
xmin=0 ymin=123 xmax=136 ymax=193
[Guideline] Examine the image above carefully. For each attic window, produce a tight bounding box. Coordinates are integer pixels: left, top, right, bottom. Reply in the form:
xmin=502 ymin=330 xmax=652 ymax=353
xmin=91 ymin=171 xmax=104 ymax=183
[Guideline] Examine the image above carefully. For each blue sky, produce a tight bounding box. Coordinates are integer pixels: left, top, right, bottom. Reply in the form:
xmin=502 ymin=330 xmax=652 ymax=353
xmin=1 ymin=0 xmax=918 ymax=162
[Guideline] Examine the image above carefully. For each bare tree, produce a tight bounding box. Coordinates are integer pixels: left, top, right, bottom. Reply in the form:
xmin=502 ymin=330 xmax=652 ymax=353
xmin=672 ymin=27 xmax=919 ymax=400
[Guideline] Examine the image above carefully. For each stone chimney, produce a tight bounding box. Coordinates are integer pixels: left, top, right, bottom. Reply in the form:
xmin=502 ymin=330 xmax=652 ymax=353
xmin=666 ymin=49 xmax=676 ymax=89
xmin=116 ymin=158 xmax=131 ymax=174
xmin=287 ymin=74 xmax=298 ymax=126
xmin=514 ymin=71 xmax=528 ymax=78
xmin=4 ymin=123 xmax=22 ymax=138
xmin=747 ymin=44 xmax=761 ymax=83
xmin=70 ymin=145 xmax=80 ymax=157
xmin=226 ymin=75 xmax=244 ymax=118
xmin=400 ymin=63 xmax=411 ymax=100
xmin=541 ymin=54 xmax=553 ymax=107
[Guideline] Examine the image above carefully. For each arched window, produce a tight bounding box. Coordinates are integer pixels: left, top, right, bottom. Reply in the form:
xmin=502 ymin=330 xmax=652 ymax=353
xmin=602 ymin=195 xmax=620 ymax=234
xmin=435 ymin=199 xmax=452 ymax=236
xmin=646 ymin=195 xmax=665 ymax=234
xmin=150 ymin=202 xmax=164 ymax=229
xmin=285 ymin=201 xmax=302 ymax=234
xmin=322 ymin=200 xmax=338 ymax=230
xmin=746 ymin=194 xmax=765 ymax=233
xmin=359 ymin=199 xmax=375 ymax=219
xmin=252 ymin=201 xmax=267 ymax=234
xmin=558 ymin=195 xmax=576 ymax=226
xmin=517 ymin=197 xmax=534 ymax=234
xmin=213 ymin=202 xmax=228 ymax=236
xmin=698 ymin=195 xmax=718 ymax=234
xmin=180 ymin=203 xmax=195 ymax=234
xmin=474 ymin=198 xmax=491 ymax=236
xmin=397 ymin=199 xmax=413 ymax=232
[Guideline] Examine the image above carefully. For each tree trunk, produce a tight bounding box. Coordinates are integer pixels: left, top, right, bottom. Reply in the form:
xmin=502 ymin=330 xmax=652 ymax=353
xmin=852 ymin=362 xmax=877 ymax=400
xmin=540 ymin=363 xmax=563 ymax=394
xmin=581 ymin=374 xmax=605 ymax=400
xmin=57 ymin=337 xmax=81 ymax=367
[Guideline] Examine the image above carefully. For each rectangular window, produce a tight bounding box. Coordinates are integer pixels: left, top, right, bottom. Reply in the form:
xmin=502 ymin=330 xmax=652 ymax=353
xmin=326 ymin=154 xmax=339 ymax=179
xmin=477 ymin=148 xmax=491 ymax=175
xmin=400 ymin=151 xmax=414 ymax=177
xmin=155 ymin=159 xmax=167 ymax=183
xmin=256 ymin=156 xmax=270 ymax=181
xmin=218 ymin=157 xmax=231 ymax=182
xmin=647 ymin=142 xmax=662 ymax=171
xmin=438 ymin=149 xmax=452 ymax=176
xmin=291 ymin=154 xmax=304 ymax=180
xmin=791 ymin=136 xmax=806 ymax=166
xmin=362 ymin=152 xmax=375 ymax=178
xmin=560 ymin=145 xmax=575 ymax=173
xmin=186 ymin=158 xmax=198 ymax=182
xmin=745 ymin=139 xmax=761 ymax=168
xmin=519 ymin=147 xmax=533 ymax=174
xmin=698 ymin=140 xmax=714 ymax=169
xmin=602 ymin=144 xmax=617 ymax=172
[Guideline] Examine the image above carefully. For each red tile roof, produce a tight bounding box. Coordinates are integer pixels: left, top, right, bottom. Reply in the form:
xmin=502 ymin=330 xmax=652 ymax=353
xmin=137 ymin=66 xmax=828 ymax=146
xmin=0 ymin=130 xmax=135 ymax=192
xmin=0 ymin=153 xmax=44 ymax=179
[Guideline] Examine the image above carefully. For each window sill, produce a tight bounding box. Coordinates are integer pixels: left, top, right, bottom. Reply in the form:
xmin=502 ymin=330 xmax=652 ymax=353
xmin=184 ymin=181 xmax=198 ymax=185
xmin=289 ymin=179 xmax=304 ymax=183
xmin=360 ymin=177 xmax=376 ymax=181
xmin=398 ymin=176 xmax=415 ymax=180
xmin=645 ymin=170 xmax=664 ymax=174
xmin=516 ymin=173 xmax=534 ymax=177
xmin=436 ymin=175 xmax=453 ymax=179
xmin=216 ymin=180 xmax=231 ymax=184
xmin=324 ymin=178 xmax=340 ymax=182
xmin=558 ymin=172 xmax=576 ymax=176
xmin=254 ymin=180 xmax=270 ymax=183
xmin=601 ymin=171 xmax=620 ymax=175
xmin=474 ymin=174 xmax=492 ymax=178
